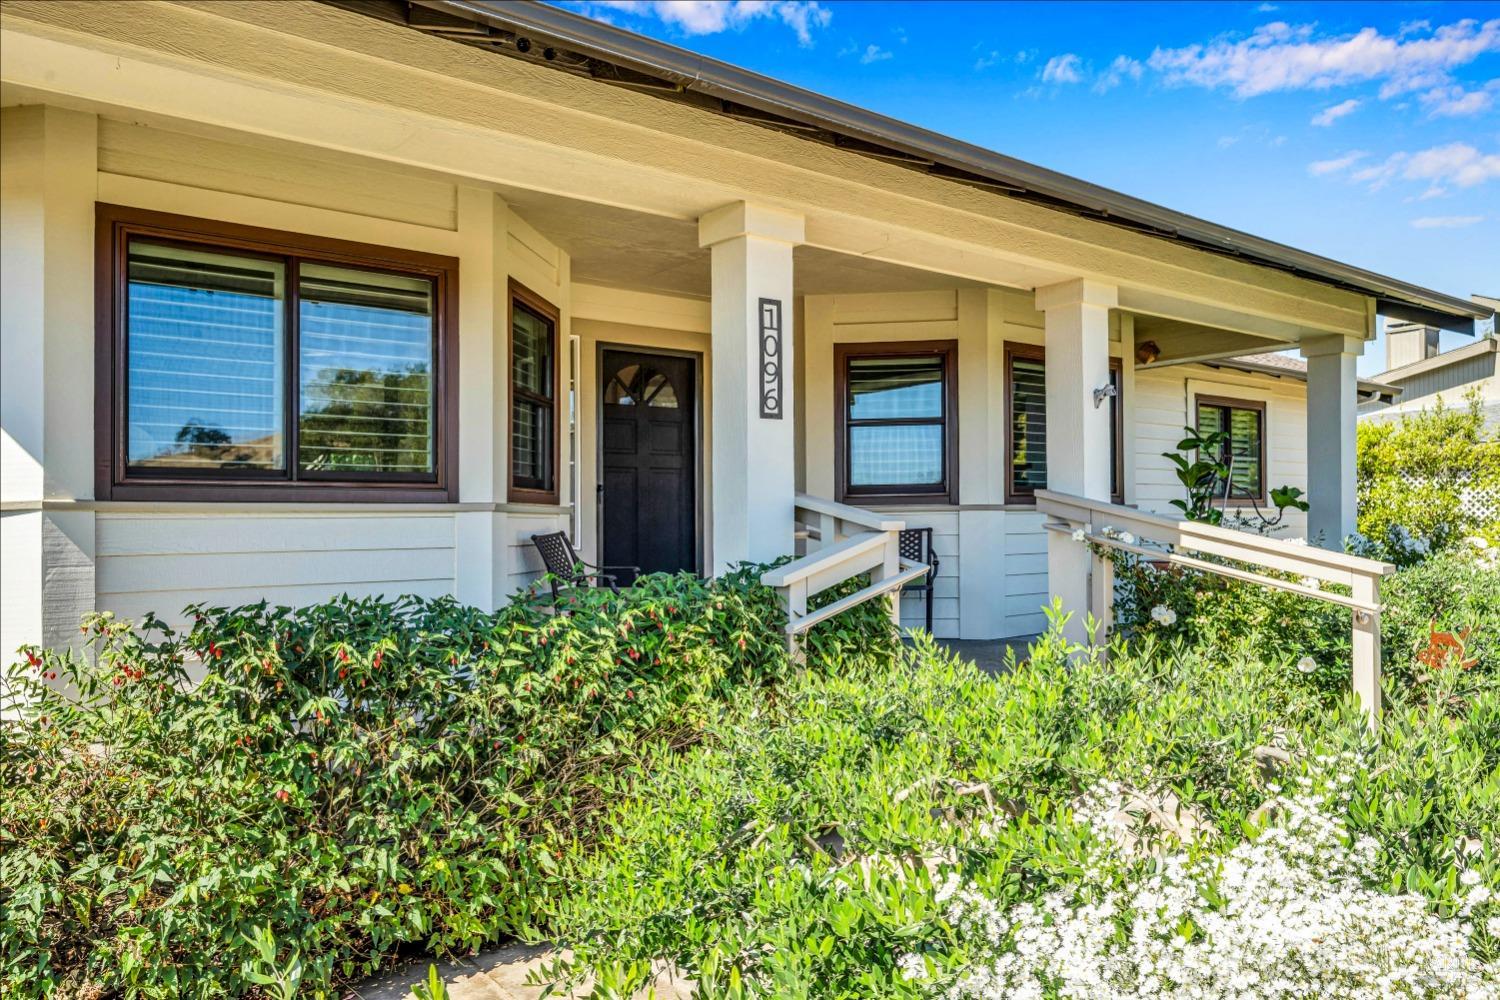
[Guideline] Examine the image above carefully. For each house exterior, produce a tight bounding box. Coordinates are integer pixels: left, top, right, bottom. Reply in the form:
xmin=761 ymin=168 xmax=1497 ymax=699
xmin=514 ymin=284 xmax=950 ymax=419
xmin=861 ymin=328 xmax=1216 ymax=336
xmin=1361 ymin=295 xmax=1500 ymax=427
xmin=2 ymin=0 xmax=1492 ymax=668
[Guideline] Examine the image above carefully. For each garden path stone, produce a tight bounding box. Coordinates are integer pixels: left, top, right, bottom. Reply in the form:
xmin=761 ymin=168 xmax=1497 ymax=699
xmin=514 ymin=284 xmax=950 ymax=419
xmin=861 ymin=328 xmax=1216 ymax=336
xmin=352 ymin=943 xmax=695 ymax=1000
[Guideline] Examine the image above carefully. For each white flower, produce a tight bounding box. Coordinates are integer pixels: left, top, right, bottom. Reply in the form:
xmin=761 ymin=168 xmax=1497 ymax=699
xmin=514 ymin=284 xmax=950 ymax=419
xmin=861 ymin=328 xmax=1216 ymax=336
xmin=1150 ymin=605 xmax=1178 ymax=627
xmin=1465 ymin=535 xmax=1491 ymax=550
xmin=946 ymin=774 xmax=1494 ymax=999
xmin=1460 ymin=868 xmax=1482 ymax=887
xmin=1118 ymin=532 xmax=1135 ymax=546
xmin=1296 ymin=656 xmax=1318 ymax=674
xmin=1071 ymin=527 xmax=1087 ymax=543
xmin=1299 ymin=576 xmax=1320 ymax=590
xmin=896 ymin=952 xmax=928 ymax=981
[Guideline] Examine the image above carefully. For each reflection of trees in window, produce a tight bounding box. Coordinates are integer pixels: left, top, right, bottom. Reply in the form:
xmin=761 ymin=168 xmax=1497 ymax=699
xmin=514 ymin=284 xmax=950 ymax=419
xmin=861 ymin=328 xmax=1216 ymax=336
xmin=299 ymin=365 xmax=432 ymax=473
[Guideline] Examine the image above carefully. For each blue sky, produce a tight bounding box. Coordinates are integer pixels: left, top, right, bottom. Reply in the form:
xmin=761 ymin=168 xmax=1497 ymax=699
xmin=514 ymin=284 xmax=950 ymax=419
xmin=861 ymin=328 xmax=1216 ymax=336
xmin=557 ymin=1 xmax=1498 ymax=372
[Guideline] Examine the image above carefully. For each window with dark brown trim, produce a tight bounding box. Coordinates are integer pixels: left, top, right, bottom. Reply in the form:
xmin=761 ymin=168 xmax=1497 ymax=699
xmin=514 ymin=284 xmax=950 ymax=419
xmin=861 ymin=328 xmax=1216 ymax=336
xmin=1194 ymin=394 xmax=1266 ymax=504
xmin=507 ymin=281 xmax=561 ymax=505
xmin=95 ymin=205 xmax=459 ymax=502
xmin=834 ymin=340 xmax=958 ymax=506
xmin=1003 ymin=343 xmax=1124 ymax=505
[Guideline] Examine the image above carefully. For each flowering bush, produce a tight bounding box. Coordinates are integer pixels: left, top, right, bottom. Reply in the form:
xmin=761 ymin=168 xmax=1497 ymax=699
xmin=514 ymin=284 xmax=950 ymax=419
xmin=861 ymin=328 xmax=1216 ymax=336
xmin=947 ymin=762 xmax=1498 ymax=998
xmin=1110 ymin=540 xmax=1500 ymax=697
xmin=0 ymin=566 xmax=897 ymax=998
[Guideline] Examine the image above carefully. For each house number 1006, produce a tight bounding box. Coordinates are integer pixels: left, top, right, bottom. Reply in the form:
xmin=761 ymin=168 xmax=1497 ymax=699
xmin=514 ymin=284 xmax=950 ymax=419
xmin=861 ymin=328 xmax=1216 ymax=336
xmin=758 ymin=297 xmax=783 ymax=420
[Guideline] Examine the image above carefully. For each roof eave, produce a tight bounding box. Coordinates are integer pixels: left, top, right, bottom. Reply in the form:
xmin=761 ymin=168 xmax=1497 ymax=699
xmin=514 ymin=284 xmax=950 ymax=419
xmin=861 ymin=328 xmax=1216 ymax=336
xmin=374 ymin=0 xmax=1491 ymax=330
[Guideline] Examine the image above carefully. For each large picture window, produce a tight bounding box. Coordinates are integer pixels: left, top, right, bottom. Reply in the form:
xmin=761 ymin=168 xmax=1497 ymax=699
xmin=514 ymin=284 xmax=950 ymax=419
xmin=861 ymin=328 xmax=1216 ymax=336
xmin=97 ymin=205 xmax=458 ymax=501
xmin=1194 ymin=395 xmax=1266 ymax=503
xmin=835 ymin=341 xmax=958 ymax=505
xmin=1004 ymin=344 xmax=1124 ymax=505
xmin=508 ymin=281 xmax=561 ymax=504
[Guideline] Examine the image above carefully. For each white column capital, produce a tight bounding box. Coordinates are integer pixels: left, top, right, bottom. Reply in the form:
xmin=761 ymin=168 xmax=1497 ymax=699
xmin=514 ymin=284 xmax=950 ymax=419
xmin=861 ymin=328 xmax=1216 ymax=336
xmin=698 ymin=201 xmax=805 ymax=249
xmin=1034 ymin=278 xmax=1118 ymax=313
xmin=1299 ymin=334 xmax=1366 ymax=359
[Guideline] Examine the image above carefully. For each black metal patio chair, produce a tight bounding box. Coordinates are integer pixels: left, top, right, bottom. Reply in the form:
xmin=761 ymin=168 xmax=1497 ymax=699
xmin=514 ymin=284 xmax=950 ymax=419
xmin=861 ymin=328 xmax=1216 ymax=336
xmin=529 ymin=531 xmax=639 ymax=605
xmin=898 ymin=527 xmax=940 ymax=634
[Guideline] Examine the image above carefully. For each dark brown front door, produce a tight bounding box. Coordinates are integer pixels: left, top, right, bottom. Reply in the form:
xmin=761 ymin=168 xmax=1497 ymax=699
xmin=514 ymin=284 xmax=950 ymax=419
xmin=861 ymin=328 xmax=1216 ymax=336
xmin=600 ymin=349 xmax=697 ymax=583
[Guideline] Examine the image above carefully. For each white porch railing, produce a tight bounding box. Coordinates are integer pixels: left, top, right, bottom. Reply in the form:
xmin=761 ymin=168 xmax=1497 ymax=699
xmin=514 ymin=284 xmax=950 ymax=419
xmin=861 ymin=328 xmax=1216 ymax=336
xmin=1035 ymin=489 xmax=1396 ymax=730
xmin=761 ymin=494 xmax=930 ymax=644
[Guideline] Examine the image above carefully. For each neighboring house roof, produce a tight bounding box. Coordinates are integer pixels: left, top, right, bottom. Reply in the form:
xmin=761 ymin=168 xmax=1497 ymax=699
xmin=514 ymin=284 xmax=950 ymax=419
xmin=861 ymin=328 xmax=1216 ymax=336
xmin=329 ymin=0 xmax=1493 ymax=333
xmin=1377 ymin=335 xmax=1500 ymax=384
xmin=1207 ymin=352 xmax=1402 ymax=404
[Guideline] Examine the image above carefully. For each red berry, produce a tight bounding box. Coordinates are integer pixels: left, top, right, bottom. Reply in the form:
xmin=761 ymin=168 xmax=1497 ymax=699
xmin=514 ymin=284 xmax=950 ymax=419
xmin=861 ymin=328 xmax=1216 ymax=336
xmin=338 ymin=649 xmax=349 ymax=663
xmin=274 ymin=789 xmax=290 ymax=803
xmin=373 ymin=651 xmax=383 ymax=669
xmin=626 ymin=689 xmax=635 ymax=700
xmin=338 ymin=668 xmax=348 ymax=680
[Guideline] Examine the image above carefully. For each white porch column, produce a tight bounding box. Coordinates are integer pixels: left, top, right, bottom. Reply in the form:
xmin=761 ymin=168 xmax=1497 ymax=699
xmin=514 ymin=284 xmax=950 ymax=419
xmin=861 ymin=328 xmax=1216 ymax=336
xmin=698 ymin=202 xmax=803 ymax=574
xmin=1301 ymin=334 xmax=1363 ymax=549
xmin=1036 ymin=279 xmax=1117 ymax=643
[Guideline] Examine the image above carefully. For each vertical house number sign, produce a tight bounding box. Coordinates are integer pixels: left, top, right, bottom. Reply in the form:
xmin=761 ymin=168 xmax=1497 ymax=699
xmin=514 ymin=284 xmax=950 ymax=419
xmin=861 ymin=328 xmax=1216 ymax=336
xmin=758 ymin=297 xmax=783 ymax=420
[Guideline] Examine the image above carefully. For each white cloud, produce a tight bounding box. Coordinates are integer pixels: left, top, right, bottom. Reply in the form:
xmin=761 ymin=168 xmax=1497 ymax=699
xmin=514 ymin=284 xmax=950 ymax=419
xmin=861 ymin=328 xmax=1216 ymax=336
xmin=1410 ymin=214 xmax=1484 ymax=228
xmin=1041 ymin=53 xmax=1084 ymax=85
xmin=586 ymin=1 xmax=832 ymax=45
xmin=859 ymin=43 xmax=892 ymax=65
xmin=1419 ymin=79 xmax=1500 ymax=117
xmin=1311 ymin=98 xmax=1361 ymax=126
xmin=1218 ymin=135 xmax=1241 ymax=150
xmin=1307 ymin=150 xmax=1368 ymax=175
xmin=1343 ymin=142 xmax=1500 ymax=194
xmin=1093 ymin=55 xmax=1144 ymax=93
xmin=1148 ymin=17 xmax=1500 ymax=98
xmin=974 ymin=50 xmax=1003 ymax=71
xmin=1257 ymin=3 xmax=1279 ymax=12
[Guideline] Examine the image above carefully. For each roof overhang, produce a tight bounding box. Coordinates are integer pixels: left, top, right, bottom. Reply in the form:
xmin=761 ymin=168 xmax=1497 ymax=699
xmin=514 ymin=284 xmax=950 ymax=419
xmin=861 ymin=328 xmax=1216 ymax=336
xmin=328 ymin=0 xmax=1494 ymax=334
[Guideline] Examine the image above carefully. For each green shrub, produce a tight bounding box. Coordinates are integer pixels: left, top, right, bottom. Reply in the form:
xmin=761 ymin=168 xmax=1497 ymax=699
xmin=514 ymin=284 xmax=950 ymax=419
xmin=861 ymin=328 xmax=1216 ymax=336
xmin=1111 ymin=541 xmax=1500 ymax=698
xmin=534 ymin=612 xmax=1500 ymax=997
xmin=1357 ymin=391 xmax=1500 ymax=554
xmin=0 ymin=567 xmax=898 ymax=998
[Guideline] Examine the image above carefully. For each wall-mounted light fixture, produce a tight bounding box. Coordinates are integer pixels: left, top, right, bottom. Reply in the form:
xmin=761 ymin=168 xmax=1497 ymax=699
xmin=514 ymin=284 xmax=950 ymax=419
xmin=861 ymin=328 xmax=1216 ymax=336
xmin=1093 ymin=382 xmax=1119 ymax=408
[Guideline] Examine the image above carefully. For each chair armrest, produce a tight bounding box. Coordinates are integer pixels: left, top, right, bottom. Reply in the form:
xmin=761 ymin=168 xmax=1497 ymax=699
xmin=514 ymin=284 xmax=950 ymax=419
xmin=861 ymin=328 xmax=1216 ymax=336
xmin=588 ymin=562 xmax=640 ymax=575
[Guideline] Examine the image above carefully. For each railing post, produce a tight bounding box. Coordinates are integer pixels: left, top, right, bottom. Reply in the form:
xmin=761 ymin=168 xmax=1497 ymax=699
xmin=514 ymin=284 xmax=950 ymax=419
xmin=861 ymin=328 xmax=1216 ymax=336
xmin=1352 ymin=573 xmax=1381 ymax=732
xmin=1088 ymin=536 xmax=1113 ymax=648
xmin=785 ymin=579 xmax=808 ymax=662
xmin=814 ymin=511 xmax=836 ymax=552
xmin=867 ymin=530 xmax=903 ymax=630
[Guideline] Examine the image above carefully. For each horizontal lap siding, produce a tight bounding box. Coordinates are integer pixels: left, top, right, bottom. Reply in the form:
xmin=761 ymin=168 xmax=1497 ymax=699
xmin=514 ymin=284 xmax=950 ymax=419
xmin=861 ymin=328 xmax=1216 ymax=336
xmin=1002 ymin=510 xmax=1049 ymax=637
xmin=96 ymin=514 xmax=456 ymax=627
xmin=1133 ymin=365 xmax=1308 ymax=536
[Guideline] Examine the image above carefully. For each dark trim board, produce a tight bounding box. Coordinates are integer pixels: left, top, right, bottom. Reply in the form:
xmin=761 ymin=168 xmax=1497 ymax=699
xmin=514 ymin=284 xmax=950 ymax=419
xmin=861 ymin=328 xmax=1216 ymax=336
xmin=94 ymin=203 xmax=460 ymax=503
xmin=833 ymin=339 xmax=959 ymax=507
xmin=507 ymin=278 xmax=563 ymax=506
xmin=1002 ymin=342 xmax=1125 ymax=506
xmin=1192 ymin=393 xmax=1269 ymax=507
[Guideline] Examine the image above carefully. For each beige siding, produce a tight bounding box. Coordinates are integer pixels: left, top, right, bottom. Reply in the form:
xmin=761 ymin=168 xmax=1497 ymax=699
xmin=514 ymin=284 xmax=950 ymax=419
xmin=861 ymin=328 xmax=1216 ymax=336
xmin=1133 ymin=364 xmax=1309 ymax=536
xmin=97 ymin=119 xmax=458 ymax=230
xmin=95 ymin=513 xmax=457 ymax=627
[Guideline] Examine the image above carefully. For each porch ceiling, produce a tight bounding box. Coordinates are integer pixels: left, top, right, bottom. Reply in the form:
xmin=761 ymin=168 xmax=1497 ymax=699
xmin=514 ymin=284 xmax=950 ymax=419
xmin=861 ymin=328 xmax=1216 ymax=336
xmin=503 ymin=189 xmax=991 ymax=300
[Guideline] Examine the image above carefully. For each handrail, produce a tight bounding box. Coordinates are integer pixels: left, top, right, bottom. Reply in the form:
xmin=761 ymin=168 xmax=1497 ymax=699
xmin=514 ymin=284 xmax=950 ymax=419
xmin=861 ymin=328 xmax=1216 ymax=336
xmin=786 ymin=559 xmax=930 ymax=636
xmin=1035 ymin=489 xmax=1393 ymax=731
xmin=1042 ymin=524 xmax=1382 ymax=614
xmin=793 ymin=493 xmax=906 ymax=533
xmin=763 ymin=495 xmax=927 ymax=648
